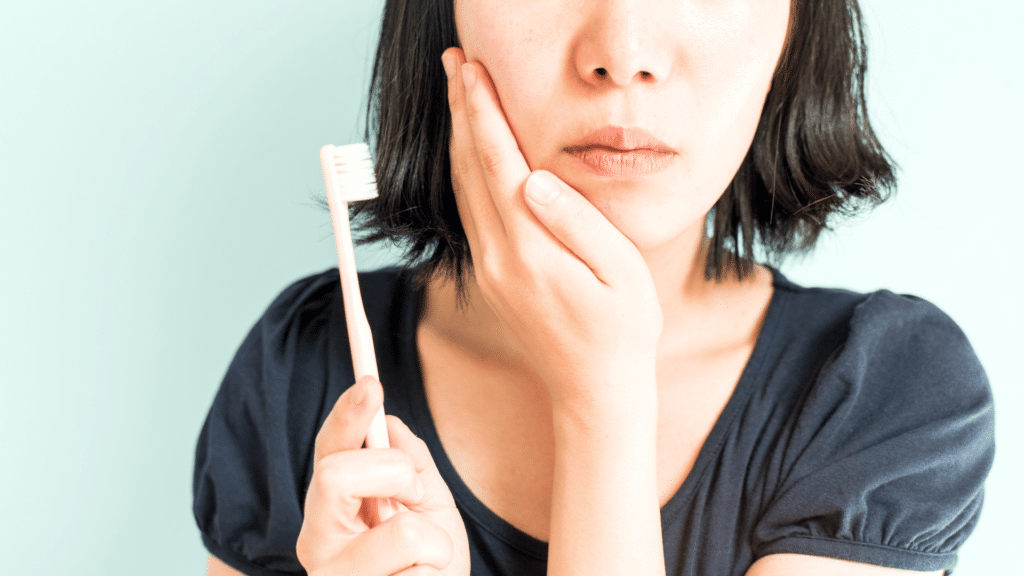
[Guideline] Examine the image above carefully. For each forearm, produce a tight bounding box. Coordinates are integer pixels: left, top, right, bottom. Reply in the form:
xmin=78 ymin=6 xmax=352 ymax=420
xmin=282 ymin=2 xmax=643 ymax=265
xmin=547 ymin=378 xmax=665 ymax=576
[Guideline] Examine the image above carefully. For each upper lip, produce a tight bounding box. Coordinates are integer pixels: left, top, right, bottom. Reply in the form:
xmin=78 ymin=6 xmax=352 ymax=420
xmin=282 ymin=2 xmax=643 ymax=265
xmin=565 ymin=126 xmax=676 ymax=154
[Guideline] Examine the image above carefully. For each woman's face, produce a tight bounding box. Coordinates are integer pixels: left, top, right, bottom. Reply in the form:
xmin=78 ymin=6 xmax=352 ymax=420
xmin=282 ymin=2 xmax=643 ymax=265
xmin=453 ymin=0 xmax=791 ymax=253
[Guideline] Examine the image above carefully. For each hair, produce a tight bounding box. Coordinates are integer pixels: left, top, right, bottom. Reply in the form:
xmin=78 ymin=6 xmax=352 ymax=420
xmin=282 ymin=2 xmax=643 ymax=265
xmin=316 ymin=0 xmax=897 ymax=310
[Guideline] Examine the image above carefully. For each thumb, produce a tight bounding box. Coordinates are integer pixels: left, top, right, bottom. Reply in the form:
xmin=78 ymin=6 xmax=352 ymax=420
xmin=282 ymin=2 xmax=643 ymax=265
xmin=385 ymin=414 xmax=456 ymax=512
xmin=523 ymin=170 xmax=641 ymax=285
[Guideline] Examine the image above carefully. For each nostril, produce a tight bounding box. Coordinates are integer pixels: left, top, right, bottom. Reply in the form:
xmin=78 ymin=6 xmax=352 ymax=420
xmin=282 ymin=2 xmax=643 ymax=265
xmin=595 ymin=68 xmax=608 ymax=77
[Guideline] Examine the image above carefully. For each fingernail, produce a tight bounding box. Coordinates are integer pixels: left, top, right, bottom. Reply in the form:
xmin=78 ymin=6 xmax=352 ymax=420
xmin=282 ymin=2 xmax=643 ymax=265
xmin=350 ymin=378 xmax=368 ymax=406
xmin=526 ymin=171 xmax=560 ymax=205
xmin=461 ymin=63 xmax=476 ymax=90
xmin=441 ymin=53 xmax=454 ymax=80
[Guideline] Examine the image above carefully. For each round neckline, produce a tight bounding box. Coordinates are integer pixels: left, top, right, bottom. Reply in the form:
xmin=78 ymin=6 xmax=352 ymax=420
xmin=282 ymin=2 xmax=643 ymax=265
xmin=398 ymin=264 xmax=792 ymax=560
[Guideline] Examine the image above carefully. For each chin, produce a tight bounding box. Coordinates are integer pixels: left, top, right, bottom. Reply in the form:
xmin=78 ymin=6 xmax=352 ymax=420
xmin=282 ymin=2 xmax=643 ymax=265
xmin=545 ymin=165 xmax=712 ymax=252
xmin=598 ymin=203 xmax=705 ymax=255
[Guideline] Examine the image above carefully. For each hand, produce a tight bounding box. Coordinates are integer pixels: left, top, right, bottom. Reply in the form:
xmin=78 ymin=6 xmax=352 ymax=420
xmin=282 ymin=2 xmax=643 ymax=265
xmin=296 ymin=375 xmax=471 ymax=576
xmin=441 ymin=47 xmax=663 ymax=413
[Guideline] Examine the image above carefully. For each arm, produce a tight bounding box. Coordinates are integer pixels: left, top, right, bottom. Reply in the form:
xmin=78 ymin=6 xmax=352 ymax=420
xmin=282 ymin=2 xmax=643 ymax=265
xmin=547 ymin=374 xmax=665 ymax=576
xmin=746 ymin=554 xmax=944 ymax=576
xmin=442 ymin=47 xmax=668 ymax=576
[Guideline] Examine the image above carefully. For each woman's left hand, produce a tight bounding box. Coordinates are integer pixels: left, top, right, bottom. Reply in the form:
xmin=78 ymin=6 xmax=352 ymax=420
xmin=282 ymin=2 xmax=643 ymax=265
xmin=442 ymin=47 xmax=663 ymax=416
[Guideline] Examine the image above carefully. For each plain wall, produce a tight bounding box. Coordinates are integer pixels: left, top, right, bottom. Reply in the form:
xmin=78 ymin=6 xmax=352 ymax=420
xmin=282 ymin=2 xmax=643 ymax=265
xmin=0 ymin=1 xmax=1019 ymax=574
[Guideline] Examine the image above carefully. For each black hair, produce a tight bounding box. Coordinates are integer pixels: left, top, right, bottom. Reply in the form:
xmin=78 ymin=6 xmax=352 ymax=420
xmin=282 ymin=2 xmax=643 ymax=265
xmin=316 ymin=0 xmax=896 ymax=309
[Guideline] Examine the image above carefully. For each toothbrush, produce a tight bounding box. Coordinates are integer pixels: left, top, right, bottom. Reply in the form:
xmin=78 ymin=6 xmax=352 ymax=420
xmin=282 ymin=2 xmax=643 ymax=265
xmin=320 ymin=142 xmax=401 ymax=524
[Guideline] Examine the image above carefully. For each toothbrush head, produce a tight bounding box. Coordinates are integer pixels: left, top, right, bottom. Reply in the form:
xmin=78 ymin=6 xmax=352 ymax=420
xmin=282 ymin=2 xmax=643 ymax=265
xmin=320 ymin=143 xmax=380 ymax=202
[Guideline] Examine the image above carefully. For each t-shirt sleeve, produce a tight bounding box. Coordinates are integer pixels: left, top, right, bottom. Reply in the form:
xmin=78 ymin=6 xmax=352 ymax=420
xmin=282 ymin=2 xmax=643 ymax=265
xmin=193 ymin=271 xmax=340 ymax=576
xmin=752 ymin=291 xmax=995 ymax=574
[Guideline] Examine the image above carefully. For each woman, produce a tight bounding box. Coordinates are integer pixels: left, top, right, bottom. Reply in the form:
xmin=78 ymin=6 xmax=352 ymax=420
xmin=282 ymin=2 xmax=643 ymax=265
xmin=194 ymin=0 xmax=994 ymax=574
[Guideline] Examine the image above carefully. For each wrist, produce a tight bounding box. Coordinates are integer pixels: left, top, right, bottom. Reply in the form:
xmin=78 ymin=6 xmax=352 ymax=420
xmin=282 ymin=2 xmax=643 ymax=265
xmin=550 ymin=371 xmax=659 ymax=439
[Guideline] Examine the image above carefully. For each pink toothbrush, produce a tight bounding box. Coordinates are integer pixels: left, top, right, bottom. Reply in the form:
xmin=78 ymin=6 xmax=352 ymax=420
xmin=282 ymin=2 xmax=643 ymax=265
xmin=319 ymin=142 xmax=401 ymax=524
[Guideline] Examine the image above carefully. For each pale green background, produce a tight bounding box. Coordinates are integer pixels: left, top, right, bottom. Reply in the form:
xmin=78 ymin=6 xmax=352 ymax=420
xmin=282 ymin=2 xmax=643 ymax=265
xmin=1 ymin=0 xmax=1020 ymax=574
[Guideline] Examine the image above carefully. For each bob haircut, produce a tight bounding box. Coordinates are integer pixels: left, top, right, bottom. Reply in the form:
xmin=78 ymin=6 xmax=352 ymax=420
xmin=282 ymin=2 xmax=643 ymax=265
xmin=327 ymin=0 xmax=897 ymax=310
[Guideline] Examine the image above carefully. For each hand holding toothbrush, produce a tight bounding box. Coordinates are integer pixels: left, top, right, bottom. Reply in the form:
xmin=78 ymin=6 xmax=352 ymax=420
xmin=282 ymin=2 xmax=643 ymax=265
xmin=295 ymin=375 xmax=471 ymax=576
xmin=442 ymin=47 xmax=664 ymax=419
xmin=308 ymin=135 xmax=469 ymax=572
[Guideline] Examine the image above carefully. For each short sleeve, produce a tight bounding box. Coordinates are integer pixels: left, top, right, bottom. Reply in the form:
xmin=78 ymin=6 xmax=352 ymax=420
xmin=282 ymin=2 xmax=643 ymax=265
xmin=193 ymin=270 xmax=340 ymax=576
xmin=752 ymin=291 xmax=995 ymax=573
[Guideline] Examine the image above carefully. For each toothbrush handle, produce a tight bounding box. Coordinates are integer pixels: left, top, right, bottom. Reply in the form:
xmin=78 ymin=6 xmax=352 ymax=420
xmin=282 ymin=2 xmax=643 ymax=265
xmin=323 ymin=154 xmax=401 ymax=524
xmin=330 ymin=195 xmax=388 ymax=447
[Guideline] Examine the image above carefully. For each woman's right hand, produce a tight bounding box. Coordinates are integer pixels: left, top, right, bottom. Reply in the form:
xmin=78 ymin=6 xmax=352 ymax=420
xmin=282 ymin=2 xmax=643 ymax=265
xmin=296 ymin=375 xmax=471 ymax=576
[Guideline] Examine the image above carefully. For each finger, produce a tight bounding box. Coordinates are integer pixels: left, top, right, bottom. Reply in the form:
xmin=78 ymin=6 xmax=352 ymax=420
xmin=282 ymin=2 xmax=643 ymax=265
xmin=313 ymin=375 xmax=383 ymax=463
xmin=318 ymin=512 xmax=454 ymax=576
xmin=299 ymin=447 xmax=420 ymax=571
xmin=443 ymin=48 xmax=505 ymax=263
xmin=460 ymin=59 xmax=533 ymax=241
xmin=523 ymin=170 xmax=645 ymax=286
xmin=384 ymin=414 xmax=455 ymax=512
xmin=303 ymin=447 xmax=422 ymax=535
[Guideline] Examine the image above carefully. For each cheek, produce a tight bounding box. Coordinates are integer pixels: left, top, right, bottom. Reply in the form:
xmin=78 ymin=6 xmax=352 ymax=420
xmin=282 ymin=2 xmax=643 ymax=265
xmin=464 ymin=18 xmax=560 ymax=171
xmin=670 ymin=1 xmax=787 ymax=217
xmin=617 ymin=3 xmax=790 ymax=249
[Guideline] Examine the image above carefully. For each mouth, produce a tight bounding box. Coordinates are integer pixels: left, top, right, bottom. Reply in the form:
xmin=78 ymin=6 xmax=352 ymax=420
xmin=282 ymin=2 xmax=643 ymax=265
xmin=563 ymin=126 xmax=677 ymax=179
xmin=565 ymin=125 xmax=676 ymax=153
xmin=565 ymin=145 xmax=676 ymax=179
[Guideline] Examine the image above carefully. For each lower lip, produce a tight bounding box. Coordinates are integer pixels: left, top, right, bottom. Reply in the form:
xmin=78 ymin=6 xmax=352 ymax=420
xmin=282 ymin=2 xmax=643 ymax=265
xmin=566 ymin=147 xmax=676 ymax=178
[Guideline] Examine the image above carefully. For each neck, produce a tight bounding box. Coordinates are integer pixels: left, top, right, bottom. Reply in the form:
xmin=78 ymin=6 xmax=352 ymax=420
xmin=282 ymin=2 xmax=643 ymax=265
xmin=424 ymin=222 xmax=763 ymax=356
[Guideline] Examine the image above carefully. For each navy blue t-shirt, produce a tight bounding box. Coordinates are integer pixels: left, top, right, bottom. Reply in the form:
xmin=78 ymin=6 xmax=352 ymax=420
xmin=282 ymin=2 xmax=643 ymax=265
xmin=193 ymin=265 xmax=994 ymax=576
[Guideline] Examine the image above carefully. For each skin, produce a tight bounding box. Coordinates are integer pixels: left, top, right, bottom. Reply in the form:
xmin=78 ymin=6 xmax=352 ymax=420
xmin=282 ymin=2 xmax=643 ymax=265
xmin=206 ymin=1 xmax=945 ymax=574
xmin=445 ymin=0 xmax=791 ymax=361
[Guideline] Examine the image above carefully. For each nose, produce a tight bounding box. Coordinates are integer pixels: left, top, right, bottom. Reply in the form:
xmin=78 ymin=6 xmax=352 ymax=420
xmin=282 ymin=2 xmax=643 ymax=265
xmin=573 ymin=0 xmax=673 ymax=87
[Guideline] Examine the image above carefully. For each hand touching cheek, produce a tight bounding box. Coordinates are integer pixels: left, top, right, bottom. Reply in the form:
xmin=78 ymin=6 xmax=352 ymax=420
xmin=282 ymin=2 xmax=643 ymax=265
xmin=442 ymin=47 xmax=663 ymax=416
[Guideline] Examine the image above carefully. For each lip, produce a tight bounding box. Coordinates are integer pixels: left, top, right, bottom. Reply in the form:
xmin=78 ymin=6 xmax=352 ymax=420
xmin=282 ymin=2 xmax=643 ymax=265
xmin=566 ymin=126 xmax=676 ymax=153
xmin=564 ymin=126 xmax=677 ymax=178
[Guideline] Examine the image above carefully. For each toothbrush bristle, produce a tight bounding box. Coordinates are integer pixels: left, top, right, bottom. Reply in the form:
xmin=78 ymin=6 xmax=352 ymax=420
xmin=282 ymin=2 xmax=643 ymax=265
xmin=328 ymin=142 xmax=379 ymax=201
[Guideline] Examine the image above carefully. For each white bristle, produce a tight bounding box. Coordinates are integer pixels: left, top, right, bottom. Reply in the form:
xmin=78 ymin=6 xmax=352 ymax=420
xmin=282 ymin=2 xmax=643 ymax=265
xmin=328 ymin=142 xmax=379 ymax=201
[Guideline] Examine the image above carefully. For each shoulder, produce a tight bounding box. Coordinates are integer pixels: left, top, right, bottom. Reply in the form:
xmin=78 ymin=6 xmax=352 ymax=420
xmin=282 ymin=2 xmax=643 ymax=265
xmin=751 ymin=272 xmax=995 ymax=567
xmin=770 ymin=270 xmax=989 ymax=399
xmin=235 ymin=264 xmax=415 ymax=409
xmin=246 ymin=265 xmax=413 ymax=356
xmin=767 ymin=271 xmax=993 ymax=445
xmin=847 ymin=288 xmax=980 ymax=365
xmin=820 ymin=286 xmax=989 ymax=413
xmin=261 ymin=265 xmax=408 ymax=331
xmin=772 ymin=268 xmax=965 ymax=339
